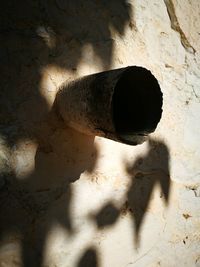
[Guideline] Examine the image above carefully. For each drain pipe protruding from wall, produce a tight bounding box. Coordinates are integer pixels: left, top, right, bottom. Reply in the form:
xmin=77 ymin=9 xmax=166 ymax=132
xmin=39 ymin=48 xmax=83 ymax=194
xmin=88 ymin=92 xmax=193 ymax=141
xmin=56 ymin=66 xmax=163 ymax=145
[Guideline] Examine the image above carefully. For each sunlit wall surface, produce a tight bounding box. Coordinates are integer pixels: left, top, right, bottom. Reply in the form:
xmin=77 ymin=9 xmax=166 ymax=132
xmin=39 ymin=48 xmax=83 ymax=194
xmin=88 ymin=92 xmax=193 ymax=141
xmin=0 ymin=1 xmax=200 ymax=266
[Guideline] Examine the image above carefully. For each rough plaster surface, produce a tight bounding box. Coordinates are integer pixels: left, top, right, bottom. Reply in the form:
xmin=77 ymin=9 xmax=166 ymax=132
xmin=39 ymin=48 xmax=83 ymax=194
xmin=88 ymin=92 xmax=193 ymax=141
xmin=0 ymin=0 xmax=200 ymax=266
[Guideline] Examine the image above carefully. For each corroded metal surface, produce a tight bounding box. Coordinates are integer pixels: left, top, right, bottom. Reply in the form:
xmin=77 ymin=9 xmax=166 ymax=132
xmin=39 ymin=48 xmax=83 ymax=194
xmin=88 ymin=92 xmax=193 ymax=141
xmin=56 ymin=66 xmax=163 ymax=145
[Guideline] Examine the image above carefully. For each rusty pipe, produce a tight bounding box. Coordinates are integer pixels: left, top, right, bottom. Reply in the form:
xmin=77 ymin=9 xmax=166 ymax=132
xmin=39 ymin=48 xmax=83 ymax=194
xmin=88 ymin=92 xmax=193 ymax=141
xmin=56 ymin=66 xmax=163 ymax=145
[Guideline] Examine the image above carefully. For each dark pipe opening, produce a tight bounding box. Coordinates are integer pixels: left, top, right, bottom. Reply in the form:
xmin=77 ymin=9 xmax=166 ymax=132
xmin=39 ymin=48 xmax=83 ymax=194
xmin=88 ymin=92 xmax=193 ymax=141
xmin=112 ymin=66 xmax=163 ymax=144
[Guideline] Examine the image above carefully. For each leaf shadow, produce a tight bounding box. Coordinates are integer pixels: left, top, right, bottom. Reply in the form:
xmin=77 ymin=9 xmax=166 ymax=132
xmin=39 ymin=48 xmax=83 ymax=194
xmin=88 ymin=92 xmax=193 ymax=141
xmin=90 ymin=138 xmax=171 ymax=247
xmin=77 ymin=246 xmax=99 ymax=267
xmin=125 ymin=138 xmax=171 ymax=245
xmin=0 ymin=1 xmax=134 ymax=265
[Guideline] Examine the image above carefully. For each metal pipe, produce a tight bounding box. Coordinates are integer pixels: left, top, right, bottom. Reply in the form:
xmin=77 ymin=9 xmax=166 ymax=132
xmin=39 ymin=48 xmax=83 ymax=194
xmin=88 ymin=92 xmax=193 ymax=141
xmin=56 ymin=66 xmax=163 ymax=145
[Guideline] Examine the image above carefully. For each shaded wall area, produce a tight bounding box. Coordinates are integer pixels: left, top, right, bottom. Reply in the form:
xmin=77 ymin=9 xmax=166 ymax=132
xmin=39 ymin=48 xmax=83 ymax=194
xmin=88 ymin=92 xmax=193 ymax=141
xmin=0 ymin=1 xmax=131 ymax=266
xmin=0 ymin=1 xmax=173 ymax=267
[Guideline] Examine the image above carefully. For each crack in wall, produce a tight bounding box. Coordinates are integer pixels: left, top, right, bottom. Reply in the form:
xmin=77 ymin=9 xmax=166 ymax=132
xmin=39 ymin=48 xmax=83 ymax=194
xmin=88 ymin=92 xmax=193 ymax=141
xmin=191 ymin=86 xmax=200 ymax=101
xmin=163 ymin=0 xmax=196 ymax=54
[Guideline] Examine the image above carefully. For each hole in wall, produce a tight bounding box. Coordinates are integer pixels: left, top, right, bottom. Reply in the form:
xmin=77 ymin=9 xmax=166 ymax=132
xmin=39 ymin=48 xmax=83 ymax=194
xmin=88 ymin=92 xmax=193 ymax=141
xmin=112 ymin=66 xmax=163 ymax=144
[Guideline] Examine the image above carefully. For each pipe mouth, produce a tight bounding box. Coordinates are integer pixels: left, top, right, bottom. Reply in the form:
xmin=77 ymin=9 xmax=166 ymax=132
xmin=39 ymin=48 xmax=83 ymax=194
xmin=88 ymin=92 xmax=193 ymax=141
xmin=112 ymin=66 xmax=163 ymax=145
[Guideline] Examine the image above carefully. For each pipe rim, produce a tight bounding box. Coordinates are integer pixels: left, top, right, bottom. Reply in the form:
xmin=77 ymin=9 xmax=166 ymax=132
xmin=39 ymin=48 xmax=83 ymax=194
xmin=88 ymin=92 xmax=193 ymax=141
xmin=111 ymin=66 xmax=163 ymax=145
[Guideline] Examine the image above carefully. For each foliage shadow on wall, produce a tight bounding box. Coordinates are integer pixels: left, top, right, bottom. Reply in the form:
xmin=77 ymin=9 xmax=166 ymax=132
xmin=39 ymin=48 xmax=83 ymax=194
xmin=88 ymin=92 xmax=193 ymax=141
xmin=91 ymin=138 xmax=171 ymax=247
xmin=0 ymin=0 xmax=132 ymax=266
xmin=77 ymin=246 xmax=99 ymax=267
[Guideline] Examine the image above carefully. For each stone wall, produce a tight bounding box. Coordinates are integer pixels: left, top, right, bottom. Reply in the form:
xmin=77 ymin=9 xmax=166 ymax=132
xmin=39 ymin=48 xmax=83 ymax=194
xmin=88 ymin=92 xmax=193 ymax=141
xmin=0 ymin=0 xmax=200 ymax=266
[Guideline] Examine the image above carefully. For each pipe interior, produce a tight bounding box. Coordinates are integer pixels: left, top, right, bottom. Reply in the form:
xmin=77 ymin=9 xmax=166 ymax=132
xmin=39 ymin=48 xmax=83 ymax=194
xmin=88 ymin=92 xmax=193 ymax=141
xmin=112 ymin=66 xmax=163 ymax=143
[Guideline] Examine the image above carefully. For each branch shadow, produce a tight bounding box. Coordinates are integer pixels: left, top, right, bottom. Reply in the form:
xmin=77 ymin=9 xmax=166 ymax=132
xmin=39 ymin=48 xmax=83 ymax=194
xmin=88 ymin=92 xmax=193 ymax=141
xmin=0 ymin=1 xmax=133 ymax=266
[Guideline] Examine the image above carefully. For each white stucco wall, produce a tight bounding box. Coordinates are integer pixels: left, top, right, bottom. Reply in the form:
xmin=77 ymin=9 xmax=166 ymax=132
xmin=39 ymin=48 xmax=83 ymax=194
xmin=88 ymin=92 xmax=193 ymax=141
xmin=0 ymin=0 xmax=200 ymax=266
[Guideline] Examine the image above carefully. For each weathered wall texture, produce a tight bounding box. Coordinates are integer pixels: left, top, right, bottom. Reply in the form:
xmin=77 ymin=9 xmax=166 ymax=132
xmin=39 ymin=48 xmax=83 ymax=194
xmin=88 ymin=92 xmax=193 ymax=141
xmin=0 ymin=0 xmax=200 ymax=266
